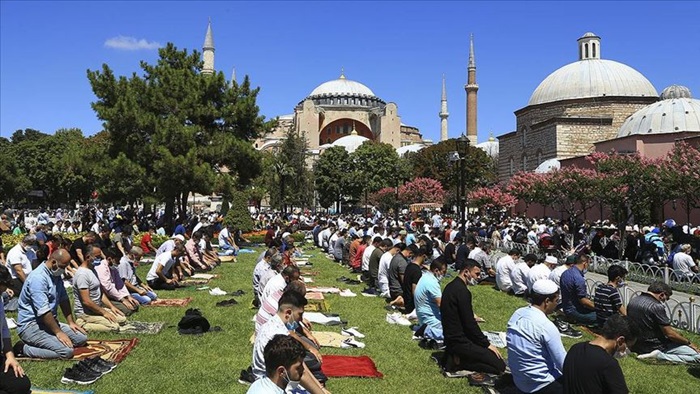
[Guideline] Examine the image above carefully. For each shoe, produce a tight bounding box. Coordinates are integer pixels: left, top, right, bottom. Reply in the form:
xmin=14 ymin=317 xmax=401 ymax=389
xmin=80 ymin=357 xmax=115 ymax=374
xmin=209 ymin=287 xmax=227 ymax=296
xmin=553 ymin=318 xmax=583 ymax=339
xmin=216 ymin=298 xmax=239 ymax=306
xmin=386 ymin=312 xmax=412 ymax=326
xmin=339 ymin=289 xmax=357 ymax=297
xmin=231 ymin=290 xmax=246 ymax=296
xmin=341 ymin=337 xmax=366 ymax=348
xmin=361 ymin=288 xmax=378 ymax=297
xmin=5 ymin=317 xmax=17 ymax=330
xmin=385 ymin=305 xmax=397 ymax=311
xmin=61 ymin=365 xmax=102 ymax=385
xmin=12 ymin=340 xmax=24 ymax=357
xmin=637 ymin=349 xmax=661 ymax=360
xmin=341 ymin=327 xmax=365 ymax=338
xmin=88 ymin=357 xmax=117 ymax=372
xmin=238 ymin=367 xmax=255 ymax=385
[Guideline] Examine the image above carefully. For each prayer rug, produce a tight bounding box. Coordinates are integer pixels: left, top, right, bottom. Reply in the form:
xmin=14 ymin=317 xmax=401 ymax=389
xmin=302 ymin=276 xmax=314 ymax=283
xmin=118 ymin=321 xmax=166 ymax=334
xmin=314 ymin=331 xmax=347 ymax=348
xmin=19 ymin=339 xmax=139 ymax=363
xmin=189 ymin=273 xmax=220 ymax=280
xmin=305 ymin=292 xmax=325 ymax=300
xmin=306 ymin=287 xmax=341 ymax=294
xmin=430 ymin=351 xmax=476 ymax=378
xmin=304 ymin=299 xmax=330 ymax=313
xmin=219 ymin=255 xmax=236 ymax=263
xmin=303 ymin=312 xmax=344 ymax=326
xmin=179 ymin=278 xmax=210 ymax=286
xmin=321 ymin=355 xmax=383 ymax=378
xmin=31 ymin=388 xmax=94 ymax=394
xmin=301 ymin=271 xmax=320 ymax=276
xmin=145 ymin=297 xmax=192 ymax=307
xmin=484 ymin=331 xmax=507 ymax=348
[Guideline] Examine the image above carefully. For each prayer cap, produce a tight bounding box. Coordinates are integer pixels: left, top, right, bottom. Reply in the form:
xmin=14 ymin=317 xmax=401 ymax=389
xmin=544 ymin=256 xmax=558 ymax=265
xmin=532 ymin=279 xmax=559 ymax=295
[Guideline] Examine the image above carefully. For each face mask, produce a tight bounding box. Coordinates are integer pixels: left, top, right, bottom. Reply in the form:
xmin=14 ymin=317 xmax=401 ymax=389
xmin=92 ymin=258 xmax=103 ymax=266
xmin=285 ymin=318 xmax=299 ymax=331
xmin=50 ymin=265 xmax=65 ymax=278
xmin=468 ymin=277 xmax=478 ymax=286
xmin=617 ymin=280 xmax=626 ymax=288
xmin=283 ymin=368 xmax=301 ymax=391
xmin=582 ymin=266 xmax=588 ymax=275
xmin=435 ymin=274 xmax=444 ymax=282
xmin=614 ymin=346 xmax=630 ymax=359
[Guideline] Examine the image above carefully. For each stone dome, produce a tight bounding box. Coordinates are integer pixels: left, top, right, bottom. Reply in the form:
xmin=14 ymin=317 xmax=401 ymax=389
xmin=617 ymin=88 xmax=700 ymax=137
xmin=309 ymin=74 xmax=375 ymax=98
xmin=476 ymin=135 xmax=498 ymax=159
xmin=660 ymin=85 xmax=692 ymax=100
xmin=330 ymin=133 xmax=370 ymax=153
xmin=528 ymin=33 xmax=657 ymax=106
xmin=535 ymin=158 xmax=561 ymax=173
xmin=396 ymin=144 xmax=425 ymax=157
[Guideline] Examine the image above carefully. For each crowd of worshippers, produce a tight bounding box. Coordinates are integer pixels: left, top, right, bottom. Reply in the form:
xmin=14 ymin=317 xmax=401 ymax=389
xmin=0 ymin=215 xmax=242 ymax=394
xmin=245 ymin=216 xmax=700 ymax=394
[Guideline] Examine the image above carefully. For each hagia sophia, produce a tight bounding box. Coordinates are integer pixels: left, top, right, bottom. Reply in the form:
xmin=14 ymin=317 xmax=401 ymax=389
xmin=199 ymin=21 xmax=700 ymax=176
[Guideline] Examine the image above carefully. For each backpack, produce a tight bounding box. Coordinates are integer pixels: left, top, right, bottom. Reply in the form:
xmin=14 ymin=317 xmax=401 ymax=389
xmin=178 ymin=308 xmax=211 ymax=335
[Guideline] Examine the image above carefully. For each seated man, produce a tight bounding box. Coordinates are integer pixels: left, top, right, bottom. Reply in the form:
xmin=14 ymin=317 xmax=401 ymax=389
xmin=259 ymin=254 xmax=284 ymax=301
xmin=118 ymin=246 xmax=158 ymax=305
xmin=73 ymin=246 xmax=127 ymax=332
xmin=256 ymin=279 xmax=306 ymax=333
xmin=388 ymin=243 xmax=415 ymax=308
xmin=147 ymin=244 xmax=186 ymax=291
xmin=495 ymin=249 xmax=521 ymax=293
xmin=252 ymin=290 xmax=326 ymax=394
xmin=253 ymin=248 xmax=275 ymax=305
xmin=0 ymin=265 xmax=31 ymax=394
xmin=68 ymin=231 xmax=98 ymax=277
xmin=507 ymin=279 xmax=566 ymax=393
xmin=402 ymin=246 xmax=427 ymax=314
xmin=563 ymin=314 xmax=638 ymax=394
xmin=218 ymin=224 xmax=239 ymax=257
xmin=94 ymin=247 xmax=139 ymax=316
xmin=527 ymin=255 xmax=558 ymax=293
xmin=441 ymin=259 xmax=506 ymax=374
xmin=256 ymin=266 xmax=301 ymax=333
xmin=511 ymin=254 xmax=537 ymax=296
xmin=627 ymin=281 xmax=700 ymax=363
xmin=672 ymin=244 xmax=698 ymax=280
xmin=16 ymin=249 xmax=88 ymax=359
xmin=184 ymin=231 xmax=210 ymax=272
xmin=593 ymin=264 xmax=627 ymax=328
xmin=415 ymin=258 xmax=447 ymax=340
xmin=5 ymin=235 xmax=38 ymax=303
xmin=377 ymin=240 xmax=399 ymax=297
xmin=247 ymin=334 xmax=306 ymax=394
xmin=560 ymin=255 xmax=596 ymax=325
xmin=365 ymin=237 xmax=386 ymax=291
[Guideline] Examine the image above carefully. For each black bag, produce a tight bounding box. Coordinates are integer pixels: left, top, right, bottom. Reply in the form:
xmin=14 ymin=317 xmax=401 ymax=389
xmin=177 ymin=308 xmax=211 ymax=335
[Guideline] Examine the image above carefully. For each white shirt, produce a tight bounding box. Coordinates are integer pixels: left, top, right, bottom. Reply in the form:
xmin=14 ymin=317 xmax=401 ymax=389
xmin=496 ymin=255 xmax=516 ymax=292
xmin=252 ymin=314 xmax=289 ymax=379
xmin=377 ymin=251 xmax=394 ymax=294
xmin=147 ymin=252 xmax=176 ymax=281
xmin=319 ymin=228 xmax=331 ymax=249
xmin=527 ymin=264 xmax=552 ymax=292
xmin=673 ymin=252 xmax=697 ymax=277
xmin=362 ymin=245 xmax=375 ymax=272
xmin=432 ymin=214 xmax=442 ymax=228
xmin=218 ymin=227 xmax=231 ymax=246
xmin=261 ymin=273 xmax=286 ymax=302
xmin=246 ymin=377 xmax=284 ymax=394
xmin=6 ymin=244 xmax=33 ymax=280
xmin=510 ymin=262 xmax=531 ymax=295
xmin=549 ymin=265 xmax=569 ymax=287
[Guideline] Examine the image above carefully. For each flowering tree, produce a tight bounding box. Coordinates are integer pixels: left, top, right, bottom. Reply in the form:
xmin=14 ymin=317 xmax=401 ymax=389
xmin=548 ymin=167 xmax=600 ymax=222
xmin=369 ymin=187 xmax=399 ymax=212
xmin=468 ymin=185 xmax=518 ymax=212
xmin=506 ymin=171 xmax=555 ymax=209
xmin=398 ymin=177 xmax=446 ymax=205
xmin=664 ymin=142 xmax=700 ymax=230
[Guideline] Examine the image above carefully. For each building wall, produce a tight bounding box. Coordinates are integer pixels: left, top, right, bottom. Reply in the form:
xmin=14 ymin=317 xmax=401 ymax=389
xmin=379 ymin=103 xmax=401 ymax=148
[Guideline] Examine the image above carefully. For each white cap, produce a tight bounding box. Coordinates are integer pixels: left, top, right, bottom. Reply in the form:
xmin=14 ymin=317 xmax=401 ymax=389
xmin=532 ymin=279 xmax=559 ymax=295
xmin=544 ymin=256 xmax=558 ymax=265
xmin=172 ymin=234 xmax=185 ymax=241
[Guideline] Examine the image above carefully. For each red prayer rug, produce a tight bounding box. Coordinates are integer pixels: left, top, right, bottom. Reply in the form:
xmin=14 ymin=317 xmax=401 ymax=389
xmin=145 ymin=297 xmax=193 ymax=307
xmin=320 ymin=355 xmax=383 ymax=378
xmin=19 ymin=338 xmax=139 ymax=363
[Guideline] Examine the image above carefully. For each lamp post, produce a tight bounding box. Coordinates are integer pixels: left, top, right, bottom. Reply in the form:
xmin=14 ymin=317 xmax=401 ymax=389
xmin=455 ymin=134 xmax=470 ymax=237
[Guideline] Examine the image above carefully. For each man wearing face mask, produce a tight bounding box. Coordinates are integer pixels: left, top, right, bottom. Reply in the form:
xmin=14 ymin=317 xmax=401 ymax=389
xmin=415 ymin=258 xmax=447 ymax=341
xmin=15 ymin=249 xmax=88 ymax=359
xmin=507 ymin=279 xmax=567 ymax=394
xmin=562 ymin=314 xmax=638 ymax=394
xmin=94 ymin=247 xmax=139 ymax=316
xmin=441 ymin=259 xmax=506 ymax=375
xmin=247 ymin=334 xmax=306 ymax=394
xmin=627 ymin=281 xmax=700 ymax=363
xmin=252 ymin=290 xmax=327 ymax=394
xmin=593 ymin=265 xmax=628 ymax=328
xmin=559 ymin=255 xmax=596 ymax=326
xmin=5 ymin=235 xmax=37 ymax=299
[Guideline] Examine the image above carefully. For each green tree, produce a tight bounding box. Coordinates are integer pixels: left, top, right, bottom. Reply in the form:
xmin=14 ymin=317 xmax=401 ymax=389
xmin=351 ymin=141 xmax=407 ymax=201
xmin=87 ymin=43 xmax=272 ymax=230
xmin=314 ymin=146 xmax=353 ymax=210
xmin=271 ymin=127 xmax=313 ymax=211
xmin=223 ymin=190 xmax=254 ymax=232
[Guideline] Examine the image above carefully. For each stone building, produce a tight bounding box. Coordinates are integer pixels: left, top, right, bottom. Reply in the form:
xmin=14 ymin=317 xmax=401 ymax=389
xmin=498 ymin=32 xmax=659 ymax=181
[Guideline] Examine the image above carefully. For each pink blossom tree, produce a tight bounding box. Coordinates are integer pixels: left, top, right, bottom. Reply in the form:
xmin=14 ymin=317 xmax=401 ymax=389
xmin=369 ymin=187 xmax=398 ymax=212
xmin=468 ymin=185 xmax=518 ymax=213
xmin=398 ymin=177 xmax=446 ymax=205
xmin=506 ymin=171 xmax=555 ymax=210
xmin=664 ymin=142 xmax=700 ymax=231
xmin=548 ymin=167 xmax=600 ymax=222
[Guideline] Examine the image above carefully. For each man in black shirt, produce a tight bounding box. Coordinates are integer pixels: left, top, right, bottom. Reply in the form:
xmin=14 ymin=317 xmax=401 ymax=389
xmin=440 ymin=258 xmax=505 ymax=375
xmin=402 ymin=247 xmax=427 ymax=314
xmin=455 ymin=236 xmax=470 ymax=265
xmin=68 ymin=231 xmax=97 ymax=275
xmin=563 ymin=314 xmax=638 ymax=394
xmin=443 ymin=236 xmax=457 ymax=267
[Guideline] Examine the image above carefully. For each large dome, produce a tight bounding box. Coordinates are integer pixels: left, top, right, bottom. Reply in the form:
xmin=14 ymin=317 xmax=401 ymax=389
xmin=309 ymin=74 xmax=375 ymax=98
xmin=330 ymin=133 xmax=370 ymax=153
xmin=528 ymin=59 xmax=657 ymax=106
xmin=617 ymin=86 xmax=700 ymax=137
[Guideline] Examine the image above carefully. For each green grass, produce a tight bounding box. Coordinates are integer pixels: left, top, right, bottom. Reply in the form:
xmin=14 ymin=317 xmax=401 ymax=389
xmin=11 ymin=245 xmax=700 ymax=393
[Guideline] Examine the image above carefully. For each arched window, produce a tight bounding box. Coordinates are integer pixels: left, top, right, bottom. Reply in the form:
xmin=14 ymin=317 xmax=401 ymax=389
xmin=592 ymin=43 xmax=597 ymax=58
xmin=585 ymin=43 xmax=589 ymax=58
xmin=326 ymin=138 xmax=331 ymax=144
xmin=520 ymin=127 xmax=527 ymax=147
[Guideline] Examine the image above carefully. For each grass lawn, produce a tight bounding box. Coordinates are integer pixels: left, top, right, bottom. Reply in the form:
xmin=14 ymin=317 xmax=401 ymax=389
xmin=11 ymin=243 xmax=700 ymax=393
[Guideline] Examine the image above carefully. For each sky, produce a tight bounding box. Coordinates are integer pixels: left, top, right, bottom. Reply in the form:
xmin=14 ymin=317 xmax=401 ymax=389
xmin=1 ymin=1 xmax=699 ymax=144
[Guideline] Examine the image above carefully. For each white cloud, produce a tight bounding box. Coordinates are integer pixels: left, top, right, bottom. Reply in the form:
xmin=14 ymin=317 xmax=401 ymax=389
xmin=104 ymin=36 xmax=161 ymax=51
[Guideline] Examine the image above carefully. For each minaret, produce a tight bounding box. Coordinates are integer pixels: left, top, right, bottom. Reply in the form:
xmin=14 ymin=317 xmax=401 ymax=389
xmin=439 ymin=74 xmax=449 ymax=141
xmin=202 ymin=18 xmax=215 ymax=75
xmin=229 ymin=67 xmax=236 ymax=87
xmin=465 ymin=34 xmax=479 ymax=145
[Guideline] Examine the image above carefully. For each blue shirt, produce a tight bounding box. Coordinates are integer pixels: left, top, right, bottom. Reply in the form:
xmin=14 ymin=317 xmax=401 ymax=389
xmin=406 ymin=233 xmax=417 ymax=246
xmin=17 ymin=264 xmax=69 ymax=333
xmin=507 ymin=306 xmax=567 ymax=393
xmin=173 ymin=224 xmax=186 ymax=236
xmin=560 ymin=266 xmax=589 ymax=315
xmin=414 ymin=272 xmax=442 ymax=328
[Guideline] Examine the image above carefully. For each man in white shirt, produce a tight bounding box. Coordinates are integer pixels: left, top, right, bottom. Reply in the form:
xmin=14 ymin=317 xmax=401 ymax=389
xmin=527 ymin=255 xmax=558 ymax=292
xmin=549 ymin=255 xmax=576 ymax=287
xmin=146 ymin=245 xmax=185 ymax=290
xmin=377 ymin=243 xmax=401 ymax=298
xmin=672 ymin=244 xmax=698 ymax=279
xmin=361 ymin=237 xmax=378 ymax=274
xmin=246 ymin=334 xmax=306 ymax=394
xmin=5 ymin=235 xmax=37 ymax=296
xmin=495 ymin=249 xmax=521 ymax=293
xmin=511 ymin=254 xmax=536 ymax=296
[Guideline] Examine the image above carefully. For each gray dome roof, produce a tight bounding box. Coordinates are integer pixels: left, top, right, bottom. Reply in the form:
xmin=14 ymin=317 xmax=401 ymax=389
xmin=528 ymin=59 xmax=657 ymax=106
xmin=330 ymin=134 xmax=370 ymax=153
xmin=660 ymin=85 xmax=692 ymax=100
xmin=617 ymin=91 xmax=700 ymax=137
xmin=309 ymin=75 xmax=375 ymax=98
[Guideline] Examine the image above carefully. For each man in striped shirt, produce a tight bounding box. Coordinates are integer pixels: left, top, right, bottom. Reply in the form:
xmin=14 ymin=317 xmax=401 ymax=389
xmin=594 ymin=265 xmax=627 ymax=328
